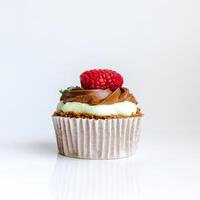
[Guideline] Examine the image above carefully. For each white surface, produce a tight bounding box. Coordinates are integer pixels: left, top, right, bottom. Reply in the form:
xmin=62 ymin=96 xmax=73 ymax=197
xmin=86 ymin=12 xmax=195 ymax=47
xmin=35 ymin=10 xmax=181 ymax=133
xmin=0 ymin=0 xmax=200 ymax=199
xmin=1 ymin=133 xmax=200 ymax=200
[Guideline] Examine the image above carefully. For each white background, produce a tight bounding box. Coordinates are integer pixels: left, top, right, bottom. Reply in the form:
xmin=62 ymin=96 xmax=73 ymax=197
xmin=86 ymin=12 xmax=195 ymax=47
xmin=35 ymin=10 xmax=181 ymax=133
xmin=0 ymin=0 xmax=200 ymax=200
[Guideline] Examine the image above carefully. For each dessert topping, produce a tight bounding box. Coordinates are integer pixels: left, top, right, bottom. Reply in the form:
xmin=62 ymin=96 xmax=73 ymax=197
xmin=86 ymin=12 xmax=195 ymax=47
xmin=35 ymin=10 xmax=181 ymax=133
xmin=80 ymin=69 xmax=123 ymax=91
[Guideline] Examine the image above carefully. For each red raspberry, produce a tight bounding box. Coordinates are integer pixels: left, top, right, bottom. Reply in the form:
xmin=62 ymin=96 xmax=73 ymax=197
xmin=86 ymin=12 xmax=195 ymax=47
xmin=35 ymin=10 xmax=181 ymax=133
xmin=80 ymin=69 xmax=124 ymax=91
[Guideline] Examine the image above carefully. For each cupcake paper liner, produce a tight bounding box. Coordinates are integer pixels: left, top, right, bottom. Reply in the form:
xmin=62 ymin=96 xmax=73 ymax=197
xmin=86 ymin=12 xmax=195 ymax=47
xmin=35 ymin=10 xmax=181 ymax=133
xmin=52 ymin=116 xmax=142 ymax=159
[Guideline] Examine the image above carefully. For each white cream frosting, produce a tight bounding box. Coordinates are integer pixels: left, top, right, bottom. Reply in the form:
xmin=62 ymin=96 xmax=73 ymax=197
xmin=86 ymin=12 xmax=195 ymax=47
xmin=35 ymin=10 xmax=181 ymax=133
xmin=56 ymin=101 xmax=137 ymax=116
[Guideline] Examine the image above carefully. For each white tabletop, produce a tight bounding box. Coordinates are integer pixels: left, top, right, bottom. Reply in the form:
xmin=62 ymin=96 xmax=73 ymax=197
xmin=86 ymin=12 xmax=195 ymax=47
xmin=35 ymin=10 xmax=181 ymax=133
xmin=1 ymin=131 xmax=200 ymax=200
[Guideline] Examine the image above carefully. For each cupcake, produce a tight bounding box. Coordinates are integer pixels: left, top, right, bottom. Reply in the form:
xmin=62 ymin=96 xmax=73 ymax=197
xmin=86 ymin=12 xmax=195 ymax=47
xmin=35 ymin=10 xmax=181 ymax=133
xmin=52 ymin=69 xmax=143 ymax=159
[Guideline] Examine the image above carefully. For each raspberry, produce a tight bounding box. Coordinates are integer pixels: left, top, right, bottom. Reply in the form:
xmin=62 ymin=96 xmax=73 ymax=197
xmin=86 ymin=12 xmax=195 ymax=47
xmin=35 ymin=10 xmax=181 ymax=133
xmin=80 ymin=69 xmax=124 ymax=91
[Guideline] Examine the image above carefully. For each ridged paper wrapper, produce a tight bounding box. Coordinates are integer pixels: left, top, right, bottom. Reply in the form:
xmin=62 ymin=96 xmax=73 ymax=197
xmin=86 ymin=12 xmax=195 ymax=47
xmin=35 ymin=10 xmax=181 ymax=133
xmin=52 ymin=116 xmax=142 ymax=159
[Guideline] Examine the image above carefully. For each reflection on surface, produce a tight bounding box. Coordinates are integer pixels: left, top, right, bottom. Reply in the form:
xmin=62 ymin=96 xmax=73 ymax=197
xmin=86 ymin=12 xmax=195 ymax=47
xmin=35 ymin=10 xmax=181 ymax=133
xmin=51 ymin=155 xmax=140 ymax=200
